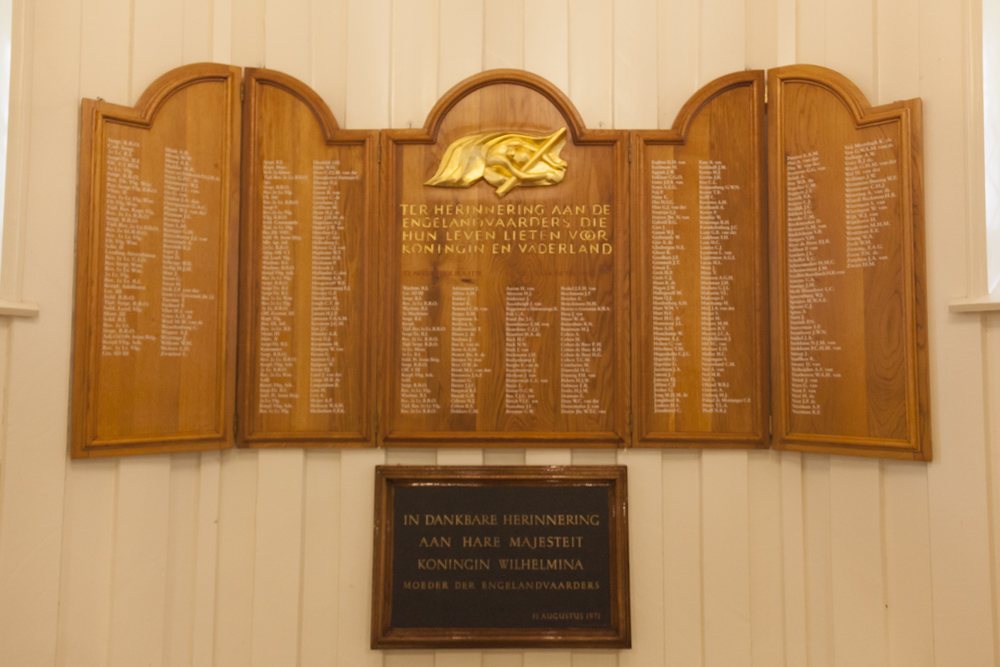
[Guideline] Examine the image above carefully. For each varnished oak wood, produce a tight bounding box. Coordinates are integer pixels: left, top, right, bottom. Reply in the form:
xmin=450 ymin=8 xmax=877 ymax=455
xmin=370 ymin=465 xmax=631 ymax=649
xmin=379 ymin=69 xmax=631 ymax=448
xmin=630 ymin=71 xmax=769 ymax=449
xmin=767 ymin=64 xmax=931 ymax=461
xmin=237 ymin=68 xmax=377 ymax=448
xmin=71 ymin=63 xmax=241 ymax=458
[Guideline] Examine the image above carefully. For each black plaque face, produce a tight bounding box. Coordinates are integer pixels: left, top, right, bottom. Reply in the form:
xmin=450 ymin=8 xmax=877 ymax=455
xmin=371 ymin=466 xmax=631 ymax=649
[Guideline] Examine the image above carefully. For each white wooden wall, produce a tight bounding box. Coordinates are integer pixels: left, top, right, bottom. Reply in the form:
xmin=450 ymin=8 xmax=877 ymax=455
xmin=0 ymin=0 xmax=997 ymax=665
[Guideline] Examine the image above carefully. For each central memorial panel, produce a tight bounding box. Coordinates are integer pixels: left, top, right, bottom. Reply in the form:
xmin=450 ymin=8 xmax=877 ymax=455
xmin=379 ymin=71 xmax=630 ymax=447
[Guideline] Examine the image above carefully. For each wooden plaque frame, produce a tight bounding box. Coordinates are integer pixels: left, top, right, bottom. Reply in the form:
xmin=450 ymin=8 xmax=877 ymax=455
xmin=630 ymin=71 xmax=770 ymax=449
xmin=237 ymin=68 xmax=378 ymax=448
xmin=371 ymin=465 xmax=631 ymax=649
xmin=379 ymin=70 xmax=631 ymax=449
xmin=768 ymin=64 xmax=931 ymax=460
xmin=72 ymin=63 xmax=241 ymax=458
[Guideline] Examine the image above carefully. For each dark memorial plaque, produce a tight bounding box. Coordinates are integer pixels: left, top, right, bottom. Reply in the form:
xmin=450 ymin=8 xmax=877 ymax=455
xmin=72 ymin=64 xmax=241 ymax=458
xmin=768 ymin=65 xmax=931 ymax=460
xmin=371 ymin=466 xmax=630 ymax=649
xmin=238 ymin=69 xmax=377 ymax=447
xmin=379 ymin=70 xmax=630 ymax=448
xmin=631 ymin=71 xmax=769 ymax=449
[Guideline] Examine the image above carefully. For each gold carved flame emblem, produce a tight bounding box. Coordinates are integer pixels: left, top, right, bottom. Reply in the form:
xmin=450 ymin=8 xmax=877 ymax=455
xmin=424 ymin=128 xmax=568 ymax=198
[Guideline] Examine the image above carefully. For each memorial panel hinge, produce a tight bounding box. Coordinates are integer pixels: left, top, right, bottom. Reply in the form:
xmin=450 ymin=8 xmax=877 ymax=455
xmin=768 ymin=414 xmax=772 ymax=437
xmin=377 ymin=142 xmax=382 ymax=165
xmin=627 ymin=142 xmax=632 ymax=163
xmin=240 ymin=82 xmax=245 ymax=102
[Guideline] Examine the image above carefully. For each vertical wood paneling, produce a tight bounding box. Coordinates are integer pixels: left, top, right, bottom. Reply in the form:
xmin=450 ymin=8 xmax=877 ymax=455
xmin=339 ymin=5 xmax=387 ymax=667
xmin=746 ymin=0 xmax=778 ymax=68
xmin=699 ymin=0 xmax=745 ymax=81
xmin=701 ymin=451 xmax=752 ymax=667
xmin=299 ymin=452 xmax=343 ymax=667
xmin=249 ymin=452 xmax=306 ymax=667
xmin=163 ymin=454 xmax=201 ymax=667
xmin=338 ymin=449 xmax=384 ymax=667
xmin=803 ymin=455 xmax=833 ymax=667
xmin=829 ymin=459 xmax=887 ymax=666
xmin=697 ymin=6 xmax=752 ymax=664
xmin=191 ymin=451 xmax=222 ymax=666
xmin=875 ymin=5 xmax=935 ymax=664
xmin=781 ymin=453 xmax=809 ymax=665
xmin=0 ymin=0 xmax=80 ymax=662
xmin=438 ymin=0 xmax=483 ymax=94
xmin=53 ymin=0 xmax=130 ymax=661
xmin=618 ymin=450 xmax=665 ymax=667
xmin=662 ymin=451 xmax=703 ymax=667
xmin=657 ymin=0 xmax=698 ymax=128
xmin=747 ymin=451 xmax=786 ymax=667
xmin=920 ymin=0 xmax=996 ymax=660
xmin=391 ymin=0 xmax=438 ymax=129
xmin=568 ymin=0 xmax=612 ymax=129
xmin=105 ymin=4 xmax=185 ymax=664
xmin=54 ymin=460 xmax=116 ymax=667
xmin=985 ymin=312 xmax=1000 ymax=667
xmin=346 ymin=0 xmax=390 ymax=129
xmin=883 ymin=464 xmax=935 ymax=667
xmin=212 ymin=0 xmax=233 ymax=63
xmin=311 ymin=0 xmax=348 ymax=122
xmin=523 ymin=451 xmax=571 ymax=667
xmin=796 ymin=0 xmax=826 ymax=65
xmin=231 ymin=0 xmax=263 ymax=67
xmin=183 ymin=0 xmax=213 ymax=63
xmin=524 ymin=0 xmax=568 ymax=92
xmin=214 ymin=451 xmax=259 ymax=667
xmin=108 ymin=456 xmax=171 ymax=667
xmin=4 ymin=3 xmax=1000 ymax=667
xmin=614 ymin=0 xmax=657 ymax=130
xmin=483 ymin=0 xmax=524 ymax=69
xmin=131 ymin=0 xmax=184 ymax=100
xmin=246 ymin=5 xmax=313 ymax=665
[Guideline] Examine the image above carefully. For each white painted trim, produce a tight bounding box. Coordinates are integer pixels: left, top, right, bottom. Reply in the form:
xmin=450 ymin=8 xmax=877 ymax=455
xmin=0 ymin=0 xmax=31 ymax=302
xmin=0 ymin=299 xmax=36 ymax=317
xmin=949 ymin=293 xmax=1000 ymax=312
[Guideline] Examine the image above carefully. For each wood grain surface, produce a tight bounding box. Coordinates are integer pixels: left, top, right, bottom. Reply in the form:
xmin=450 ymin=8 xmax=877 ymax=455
xmin=71 ymin=63 xmax=241 ymax=458
xmin=379 ymin=70 xmax=630 ymax=448
xmin=768 ymin=64 xmax=931 ymax=460
xmin=237 ymin=68 xmax=377 ymax=447
xmin=631 ymin=71 xmax=769 ymax=449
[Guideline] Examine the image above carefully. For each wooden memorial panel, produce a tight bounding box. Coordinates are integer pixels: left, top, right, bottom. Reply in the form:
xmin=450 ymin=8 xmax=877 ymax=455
xmin=371 ymin=465 xmax=631 ymax=649
xmin=71 ymin=63 xmax=241 ymax=458
xmin=238 ymin=69 xmax=377 ymax=447
xmin=631 ymin=71 xmax=769 ymax=449
xmin=768 ymin=65 xmax=930 ymax=460
xmin=380 ymin=70 xmax=630 ymax=448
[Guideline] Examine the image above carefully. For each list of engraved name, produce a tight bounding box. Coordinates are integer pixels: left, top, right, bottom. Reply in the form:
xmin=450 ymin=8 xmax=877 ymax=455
xmin=100 ymin=137 xmax=217 ymax=359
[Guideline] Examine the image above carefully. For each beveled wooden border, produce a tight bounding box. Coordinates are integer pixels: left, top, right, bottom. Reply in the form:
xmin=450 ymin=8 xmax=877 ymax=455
xmin=236 ymin=68 xmax=378 ymax=448
xmin=767 ymin=64 xmax=931 ymax=461
xmin=371 ymin=465 xmax=631 ymax=649
xmin=378 ymin=69 xmax=631 ymax=449
xmin=630 ymin=70 xmax=770 ymax=450
xmin=71 ymin=63 xmax=242 ymax=458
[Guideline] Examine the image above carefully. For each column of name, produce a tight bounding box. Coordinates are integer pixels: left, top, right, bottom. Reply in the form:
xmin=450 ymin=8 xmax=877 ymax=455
xmin=258 ymin=159 xmax=302 ymax=414
xmin=401 ymin=285 xmax=443 ymax=414
xmin=160 ymin=147 xmax=218 ymax=358
xmin=309 ymin=160 xmax=357 ymax=414
xmin=504 ymin=286 xmax=550 ymax=415
xmin=785 ymin=151 xmax=842 ymax=416
xmin=559 ymin=286 xmax=607 ymax=415
xmin=844 ymin=138 xmax=896 ymax=269
xmin=697 ymin=160 xmax=746 ymax=413
xmin=450 ymin=286 xmax=490 ymax=414
xmin=100 ymin=137 xmax=157 ymax=357
xmin=649 ymin=159 xmax=689 ymax=413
